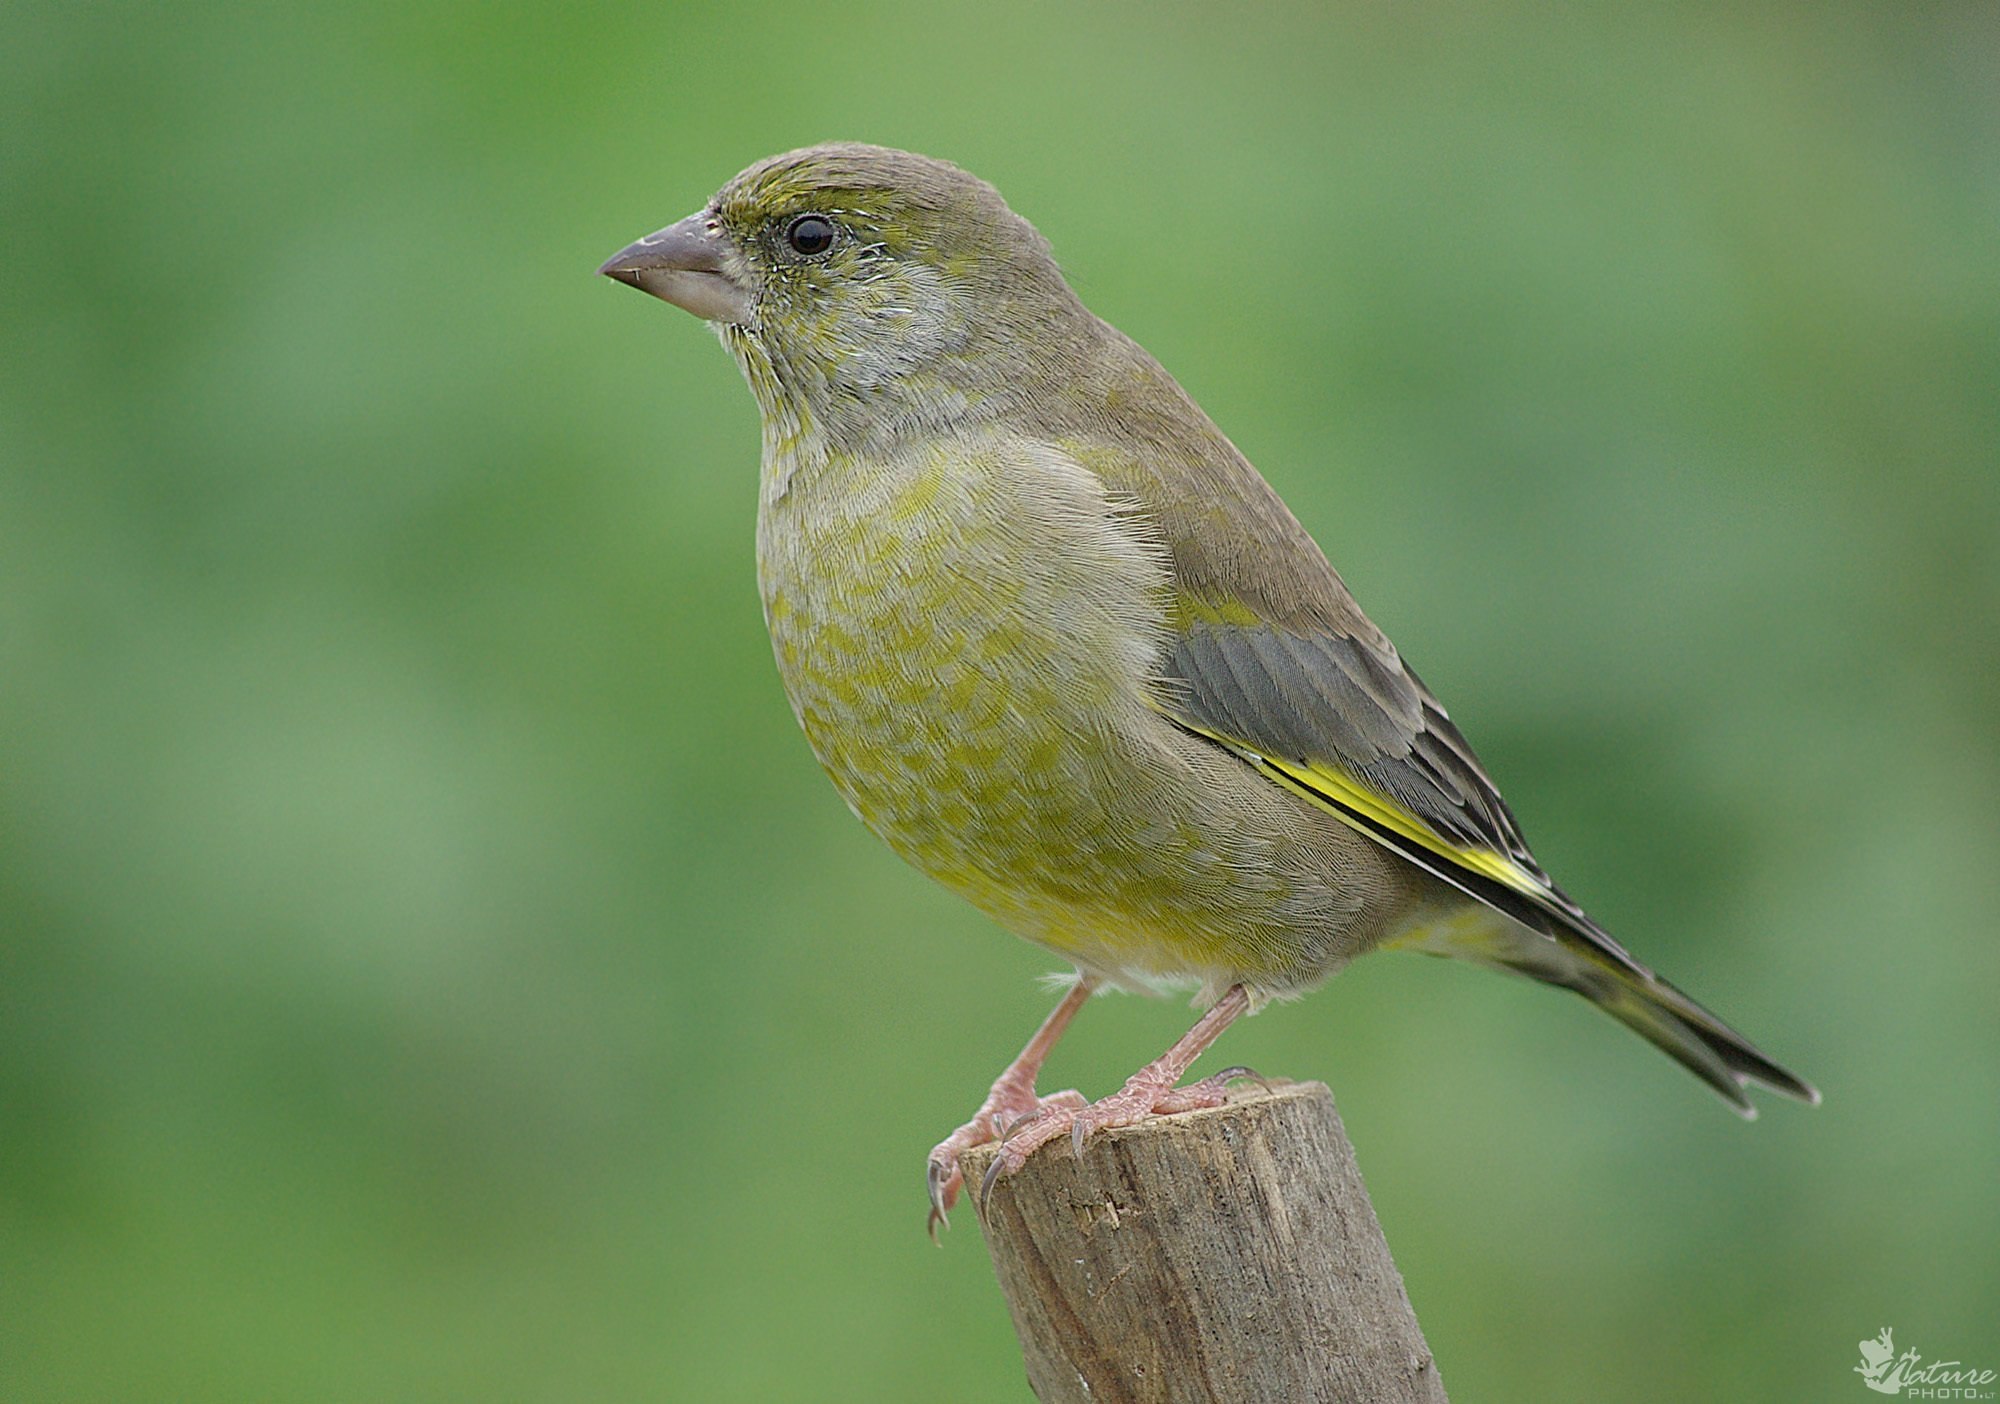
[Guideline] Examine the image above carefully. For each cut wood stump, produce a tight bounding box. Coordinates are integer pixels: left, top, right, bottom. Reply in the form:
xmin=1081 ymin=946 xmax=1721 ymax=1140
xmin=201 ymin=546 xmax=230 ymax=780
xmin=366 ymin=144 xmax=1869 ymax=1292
xmin=963 ymin=1080 xmax=1446 ymax=1404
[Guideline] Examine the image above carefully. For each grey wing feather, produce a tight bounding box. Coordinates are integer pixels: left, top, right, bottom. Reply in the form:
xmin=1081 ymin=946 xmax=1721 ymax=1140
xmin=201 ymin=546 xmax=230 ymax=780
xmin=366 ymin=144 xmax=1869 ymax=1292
xmin=1163 ymin=617 xmax=1662 ymax=979
xmin=1167 ymin=619 xmax=1545 ymax=878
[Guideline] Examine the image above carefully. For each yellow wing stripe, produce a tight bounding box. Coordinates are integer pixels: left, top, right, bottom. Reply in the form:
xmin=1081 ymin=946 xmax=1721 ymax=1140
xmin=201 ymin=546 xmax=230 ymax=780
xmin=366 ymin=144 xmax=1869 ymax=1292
xmin=1259 ymin=754 xmax=1547 ymax=896
xmin=1153 ymin=692 xmax=1553 ymax=900
xmin=1158 ymin=695 xmax=1553 ymax=899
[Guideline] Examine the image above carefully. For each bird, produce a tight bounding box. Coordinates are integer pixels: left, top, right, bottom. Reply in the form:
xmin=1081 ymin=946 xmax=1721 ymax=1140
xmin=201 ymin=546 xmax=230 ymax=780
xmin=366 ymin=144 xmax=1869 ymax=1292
xmin=598 ymin=143 xmax=1818 ymax=1231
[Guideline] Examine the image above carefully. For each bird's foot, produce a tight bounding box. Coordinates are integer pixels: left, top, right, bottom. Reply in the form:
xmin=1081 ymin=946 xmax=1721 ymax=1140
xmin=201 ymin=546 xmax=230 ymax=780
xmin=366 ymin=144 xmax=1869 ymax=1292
xmin=976 ymin=1064 xmax=1260 ymax=1211
xmin=924 ymin=980 xmax=1098 ymax=1237
xmin=927 ymin=1084 xmax=1086 ymax=1236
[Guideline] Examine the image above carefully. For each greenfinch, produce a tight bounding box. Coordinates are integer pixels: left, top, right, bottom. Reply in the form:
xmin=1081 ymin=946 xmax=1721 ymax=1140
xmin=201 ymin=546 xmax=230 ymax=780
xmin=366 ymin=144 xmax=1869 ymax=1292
xmin=600 ymin=144 xmax=1816 ymax=1229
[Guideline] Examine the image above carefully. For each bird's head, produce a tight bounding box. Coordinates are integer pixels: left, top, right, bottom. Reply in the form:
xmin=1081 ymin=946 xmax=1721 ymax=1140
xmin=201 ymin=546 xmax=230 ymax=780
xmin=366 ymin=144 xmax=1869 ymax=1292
xmin=601 ymin=143 xmax=1093 ymax=449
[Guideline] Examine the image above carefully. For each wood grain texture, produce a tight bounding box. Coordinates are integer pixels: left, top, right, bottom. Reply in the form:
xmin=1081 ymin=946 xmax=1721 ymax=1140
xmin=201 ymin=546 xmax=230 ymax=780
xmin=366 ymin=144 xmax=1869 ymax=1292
xmin=963 ymin=1081 xmax=1446 ymax=1404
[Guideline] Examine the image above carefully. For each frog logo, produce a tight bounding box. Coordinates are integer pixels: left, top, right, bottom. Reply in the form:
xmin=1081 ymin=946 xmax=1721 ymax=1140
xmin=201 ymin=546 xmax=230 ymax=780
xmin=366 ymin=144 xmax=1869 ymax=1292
xmin=1857 ymin=1328 xmax=1912 ymax=1394
xmin=1855 ymin=1327 xmax=1997 ymax=1398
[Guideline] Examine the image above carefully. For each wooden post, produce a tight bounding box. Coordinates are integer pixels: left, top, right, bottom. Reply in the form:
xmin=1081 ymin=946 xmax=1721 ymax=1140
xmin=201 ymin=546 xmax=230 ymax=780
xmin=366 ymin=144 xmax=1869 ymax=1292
xmin=962 ymin=1080 xmax=1447 ymax=1404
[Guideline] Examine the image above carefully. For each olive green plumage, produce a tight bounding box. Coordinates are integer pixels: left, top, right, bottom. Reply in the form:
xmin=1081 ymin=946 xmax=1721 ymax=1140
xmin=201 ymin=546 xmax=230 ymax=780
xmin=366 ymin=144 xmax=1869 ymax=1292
xmin=602 ymin=143 xmax=1816 ymax=1116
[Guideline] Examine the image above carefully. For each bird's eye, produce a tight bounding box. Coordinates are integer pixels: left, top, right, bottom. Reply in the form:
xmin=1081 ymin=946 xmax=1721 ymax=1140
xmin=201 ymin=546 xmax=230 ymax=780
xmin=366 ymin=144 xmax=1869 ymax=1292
xmin=784 ymin=214 xmax=837 ymax=257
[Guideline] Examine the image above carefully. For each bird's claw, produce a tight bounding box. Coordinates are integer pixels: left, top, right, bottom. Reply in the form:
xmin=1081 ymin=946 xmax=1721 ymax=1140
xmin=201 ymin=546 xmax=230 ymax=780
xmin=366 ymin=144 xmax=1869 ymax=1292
xmin=927 ymin=1087 xmax=1086 ymax=1233
xmin=1197 ymin=1065 xmax=1267 ymax=1094
xmin=925 ymin=1157 xmax=956 ymax=1240
xmin=978 ymin=1148 xmax=1009 ymax=1215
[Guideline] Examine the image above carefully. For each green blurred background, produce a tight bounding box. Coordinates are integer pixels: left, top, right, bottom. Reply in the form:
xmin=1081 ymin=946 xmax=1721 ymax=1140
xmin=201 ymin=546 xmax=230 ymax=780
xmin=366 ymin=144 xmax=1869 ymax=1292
xmin=6 ymin=2 xmax=1997 ymax=1399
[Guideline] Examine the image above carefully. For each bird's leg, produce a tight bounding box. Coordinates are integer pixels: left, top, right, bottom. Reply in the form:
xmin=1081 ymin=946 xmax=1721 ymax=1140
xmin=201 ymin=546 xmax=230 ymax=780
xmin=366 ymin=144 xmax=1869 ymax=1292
xmin=979 ymin=984 xmax=1254 ymax=1209
xmin=926 ymin=978 xmax=1096 ymax=1234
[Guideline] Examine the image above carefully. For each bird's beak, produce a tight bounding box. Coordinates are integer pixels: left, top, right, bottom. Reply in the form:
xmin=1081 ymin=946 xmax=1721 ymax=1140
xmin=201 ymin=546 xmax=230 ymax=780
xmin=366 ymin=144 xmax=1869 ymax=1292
xmin=598 ymin=212 xmax=752 ymax=324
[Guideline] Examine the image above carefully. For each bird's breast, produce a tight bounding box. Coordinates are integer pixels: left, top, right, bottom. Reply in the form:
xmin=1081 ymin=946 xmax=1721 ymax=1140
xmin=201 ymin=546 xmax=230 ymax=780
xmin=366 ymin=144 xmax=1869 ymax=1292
xmin=755 ymin=435 xmax=1172 ymax=910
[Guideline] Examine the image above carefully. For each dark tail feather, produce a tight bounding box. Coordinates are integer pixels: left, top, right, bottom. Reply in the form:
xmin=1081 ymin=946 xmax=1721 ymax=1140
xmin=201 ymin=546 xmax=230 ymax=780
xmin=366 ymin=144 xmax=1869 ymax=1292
xmin=1394 ymin=904 xmax=1820 ymax=1114
xmin=1583 ymin=963 xmax=1820 ymax=1117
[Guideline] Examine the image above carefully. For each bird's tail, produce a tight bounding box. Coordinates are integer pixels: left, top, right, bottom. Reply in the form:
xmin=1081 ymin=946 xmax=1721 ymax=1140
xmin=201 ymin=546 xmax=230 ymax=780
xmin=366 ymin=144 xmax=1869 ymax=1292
xmin=1389 ymin=903 xmax=1819 ymax=1116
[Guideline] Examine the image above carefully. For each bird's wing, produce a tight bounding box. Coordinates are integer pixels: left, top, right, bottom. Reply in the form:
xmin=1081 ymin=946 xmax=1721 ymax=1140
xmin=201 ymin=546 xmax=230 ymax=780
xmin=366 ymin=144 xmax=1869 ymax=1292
xmin=1160 ymin=578 xmax=1831 ymax=1107
xmin=1162 ymin=603 xmax=1653 ymax=965
xmin=1070 ymin=431 xmax=1647 ymax=974
xmin=1058 ymin=409 xmax=1815 ymax=1109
